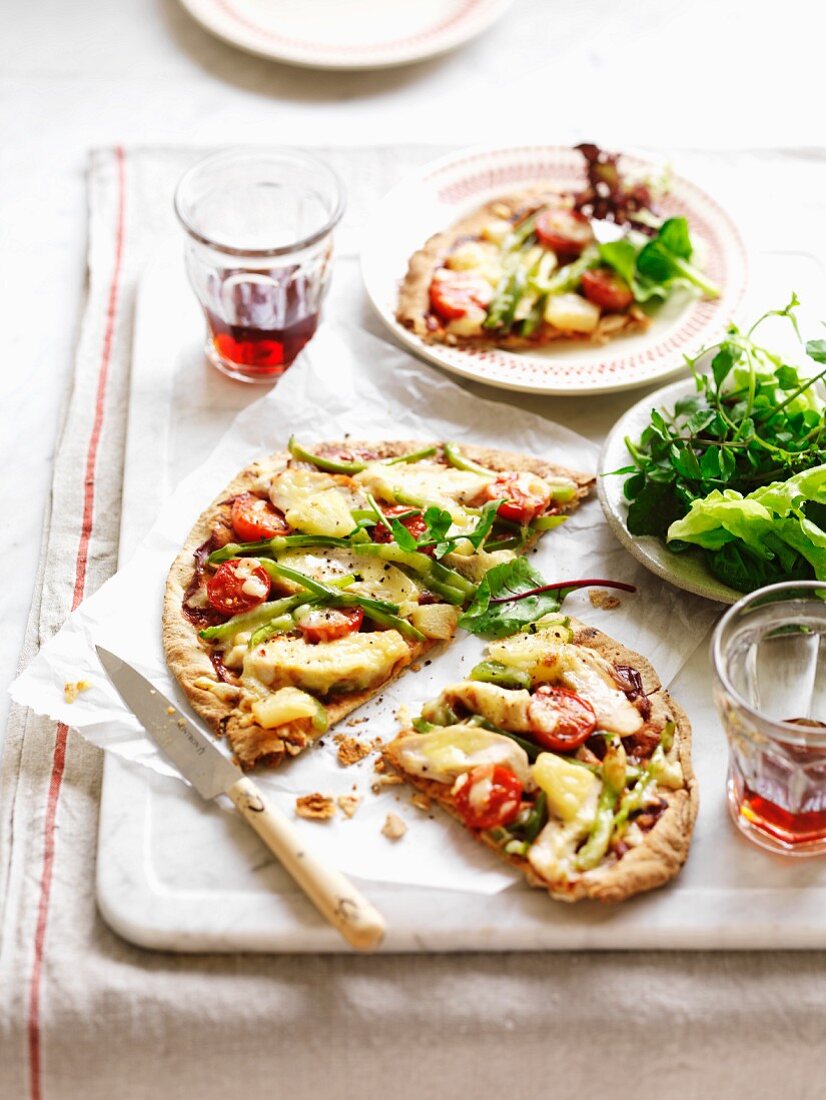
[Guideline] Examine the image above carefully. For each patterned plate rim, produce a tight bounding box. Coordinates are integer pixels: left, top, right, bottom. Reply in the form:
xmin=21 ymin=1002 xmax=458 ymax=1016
xmin=361 ymin=144 xmax=748 ymax=396
xmin=177 ymin=0 xmax=515 ymax=69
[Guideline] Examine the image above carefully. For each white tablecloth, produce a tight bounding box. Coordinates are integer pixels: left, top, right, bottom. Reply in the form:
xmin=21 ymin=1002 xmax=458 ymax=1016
xmin=3 ymin=1 xmax=826 ymax=1095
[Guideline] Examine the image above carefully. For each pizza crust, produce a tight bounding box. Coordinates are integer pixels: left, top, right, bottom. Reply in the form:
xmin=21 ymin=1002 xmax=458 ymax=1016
xmin=396 ymin=188 xmax=650 ymax=349
xmin=382 ymin=619 xmax=698 ymax=904
xmin=163 ymin=440 xmax=593 ymax=769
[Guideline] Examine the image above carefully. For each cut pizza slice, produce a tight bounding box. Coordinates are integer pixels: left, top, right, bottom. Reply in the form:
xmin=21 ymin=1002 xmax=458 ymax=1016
xmin=163 ymin=439 xmax=592 ymax=770
xmin=383 ymin=618 xmax=697 ymax=903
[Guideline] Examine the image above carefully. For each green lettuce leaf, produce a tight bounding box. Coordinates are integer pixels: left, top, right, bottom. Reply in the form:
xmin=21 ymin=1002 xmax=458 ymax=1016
xmin=458 ymin=558 xmax=569 ymax=638
xmin=666 ymin=464 xmax=826 ymax=584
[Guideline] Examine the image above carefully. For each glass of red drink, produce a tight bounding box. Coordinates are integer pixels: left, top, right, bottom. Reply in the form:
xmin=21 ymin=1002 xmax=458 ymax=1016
xmin=175 ymin=148 xmax=345 ymax=383
xmin=712 ymin=581 xmax=826 ymax=856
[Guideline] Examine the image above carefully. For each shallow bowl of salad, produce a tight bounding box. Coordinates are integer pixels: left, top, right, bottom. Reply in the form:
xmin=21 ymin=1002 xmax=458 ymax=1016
xmin=598 ymin=296 xmax=826 ymax=601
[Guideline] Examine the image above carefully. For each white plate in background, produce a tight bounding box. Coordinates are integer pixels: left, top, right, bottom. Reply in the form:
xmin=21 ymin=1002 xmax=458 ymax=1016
xmin=362 ymin=144 xmax=748 ymax=395
xmin=177 ymin=0 xmax=515 ymax=70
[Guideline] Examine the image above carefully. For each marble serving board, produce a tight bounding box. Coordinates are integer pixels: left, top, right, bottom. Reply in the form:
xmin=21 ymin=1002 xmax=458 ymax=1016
xmin=97 ymin=248 xmax=826 ymax=952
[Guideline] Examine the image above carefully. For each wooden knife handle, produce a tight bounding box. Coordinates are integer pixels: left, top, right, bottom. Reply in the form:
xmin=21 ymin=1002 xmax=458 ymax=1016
xmin=227 ymin=776 xmax=386 ymax=951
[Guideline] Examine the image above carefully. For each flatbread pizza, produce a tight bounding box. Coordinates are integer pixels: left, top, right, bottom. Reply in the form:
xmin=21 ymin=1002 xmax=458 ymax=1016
xmin=383 ymin=618 xmax=697 ymax=903
xmin=163 ymin=438 xmax=592 ymax=770
xmin=397 ymin=143 xmax=718 ymax=351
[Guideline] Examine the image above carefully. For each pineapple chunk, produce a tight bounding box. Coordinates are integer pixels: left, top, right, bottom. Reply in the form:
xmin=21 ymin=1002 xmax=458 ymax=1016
xmin=251 ymin=687 xmax=328 ymax=731
xmin=445 ymin=240 xmax=499 ymax=271
xmin=442 ymin=548 xmax=516 ymax=583
xmin=481 ymin=218 xmax=513 ymax=245
xmin=532 ymin=752 xmax=601 ymax=824
xmin=270 ymin=468 xmax=357 ymax=537
xmin=446 ymin=307 xmax=488 ymax=337
xmin=409 ymin=603 xmax=460 ymax=641
xmin=244 ymin=630 xmax=409 ymax=696
xmin=544 ymin=292 xmax=600 ymax=334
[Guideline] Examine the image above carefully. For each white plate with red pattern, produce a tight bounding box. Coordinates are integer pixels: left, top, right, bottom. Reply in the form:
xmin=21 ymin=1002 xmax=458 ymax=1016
xmin=177 ymin=0 xmax=515 ymax=70
xmin=361 ymin=144 xmax=748 ymax=396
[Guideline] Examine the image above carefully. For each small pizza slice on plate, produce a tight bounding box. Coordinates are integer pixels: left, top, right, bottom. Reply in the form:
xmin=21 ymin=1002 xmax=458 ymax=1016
xmin=163 ymin=439 xmax=592 ymax=770
xmin=397 ymin=144 xmax=718 ymax=351
xmin=383 ymin=618 xmax=697 ymax=902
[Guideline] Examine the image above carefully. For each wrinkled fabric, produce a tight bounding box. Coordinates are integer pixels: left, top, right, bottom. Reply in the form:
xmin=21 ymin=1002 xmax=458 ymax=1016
xmin=3 ymin=147 xmax=826 ymax=1100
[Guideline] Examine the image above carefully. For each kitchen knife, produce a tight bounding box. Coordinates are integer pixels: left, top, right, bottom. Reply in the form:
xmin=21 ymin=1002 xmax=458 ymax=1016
xmin=96 ymin=646 xmax=386 ymax=951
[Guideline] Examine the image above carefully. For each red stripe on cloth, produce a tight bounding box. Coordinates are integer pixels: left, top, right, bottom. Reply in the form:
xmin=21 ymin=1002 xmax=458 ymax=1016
xmin=27 ymin=145 xmax=127 ymax=1100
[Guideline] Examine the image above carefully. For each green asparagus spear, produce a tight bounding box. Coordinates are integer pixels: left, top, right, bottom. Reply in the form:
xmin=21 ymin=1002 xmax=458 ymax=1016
xmin=442 ymin=442 xmax=494 ymax=477
xmin=288 ymin=436 xmax=366 ymax=474
xmin=469 ymin=660 xmax=532 ymax=691
xmin=384 ymin=445 xmax=438 ymax=465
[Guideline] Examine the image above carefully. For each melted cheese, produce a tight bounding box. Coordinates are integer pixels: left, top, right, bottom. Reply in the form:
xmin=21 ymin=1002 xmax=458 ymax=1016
xmin=243 ymin=630 xmax=409 ymax=696
xmin=441 ymin=681 xmax=533 ymax=733
xmin=272 ymin=548 xmax=421 ymax=607
xmin=393 ymin=726 xmax=533 ymax=787
xmin=354 ymin=462 xmax=491 ymax=528
xmin=527 ymin=760 xmax=602 ymax=887
xmin=488 ymin=634 xmax=643 ymax=735
xmin=269 ymin=467 xmax=358 ymax=537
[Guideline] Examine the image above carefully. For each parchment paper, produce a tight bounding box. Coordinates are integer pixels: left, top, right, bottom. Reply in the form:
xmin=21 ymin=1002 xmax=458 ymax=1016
xmin=11 ymin=324 xmax=718 ymax=892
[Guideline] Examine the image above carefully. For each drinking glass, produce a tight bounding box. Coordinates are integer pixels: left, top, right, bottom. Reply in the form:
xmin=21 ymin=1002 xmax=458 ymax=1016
xmin=711 ymin=581 xmax=826 ymax=856
xmin=175 ymin=147 xmax=345 ymax=383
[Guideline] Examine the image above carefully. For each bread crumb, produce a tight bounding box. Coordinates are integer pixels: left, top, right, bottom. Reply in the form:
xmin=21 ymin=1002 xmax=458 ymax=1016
xmin=63 ymin=680 xmax=91 ymax=704
xmin=177 ymin=718 xmax=186 ymax=729
xmin=295 ymin=793 xmax=336 ymax=821
xmin=409 ymin=663 xmax=422 ymax=673
xmin=371 ymin=775 xmax=404 ymax=793
xmin=589 ymin=589 xmax=621 ymax=610
xmin=373 ymin=757 xmax=386 ymax=773
xmin=337 ymin=737 xmax=371 ymax=767
xmin=411 ymin=792 xmax=432 ymax=812
xmin=395 ymin=703 xmax=412 ymax=727
xmin=382 ymin=812 xmax=407 ymax=840
xmin=337 ymin=794 xmax=362 ymax=819
xmin=346 ymin=716 xmax=368 ymax=727
xmin=166 ymin=706 xmax=176 ymax=715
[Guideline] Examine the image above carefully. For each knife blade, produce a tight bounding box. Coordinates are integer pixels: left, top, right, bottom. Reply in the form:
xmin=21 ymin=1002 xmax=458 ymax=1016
xmin=96 ymin=646 xmax=386 ymax=951
xmin=96 ymin=647 xmax=240 ymax=800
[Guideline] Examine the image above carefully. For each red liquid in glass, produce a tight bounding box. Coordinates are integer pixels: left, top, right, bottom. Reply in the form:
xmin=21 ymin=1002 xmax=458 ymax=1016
xmin=206 ymin=309 xmax=319 ymax=375
xmin=733 ymin=718 xmax=826 ymax=847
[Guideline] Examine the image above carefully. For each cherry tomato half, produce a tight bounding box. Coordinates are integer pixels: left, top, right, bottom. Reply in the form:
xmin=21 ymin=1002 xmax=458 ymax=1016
xmin=297 ymin=606 xmax=364 ymax=644
xmin=206 ymin=559 xmax=271 ymax=616
xmin=484 ymin=472 xmax=552 ymax=526
xmin=453 ymin=764 xmax=524 ymax=831
xmin=231 ymin=493 xmax=291 ymax=542
xmin=580 ymin=268 xmax=634 ymax=312
xmin=527 ymin=686 xmax=597 ymax=752
xmin=371 ymin=505 xmax=433 ymax=554
xmin=429 ymin=269 xmax=494 ymax=321
xmin=535 ymin=209 xmax=595 ymax=260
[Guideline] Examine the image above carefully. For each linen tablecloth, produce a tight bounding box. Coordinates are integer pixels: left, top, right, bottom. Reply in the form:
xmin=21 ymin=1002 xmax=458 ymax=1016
xmin=3 ymin=146 xmax=826 ymax=1100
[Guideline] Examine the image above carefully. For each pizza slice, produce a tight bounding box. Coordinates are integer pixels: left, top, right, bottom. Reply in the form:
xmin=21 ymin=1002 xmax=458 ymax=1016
xmin=397 ymin=144 xmax=717 ymax=351
xmin=383 ymin=619 xmax=697 ymax=903
xmin=163 ymin=439 xmax=592 ymax=770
